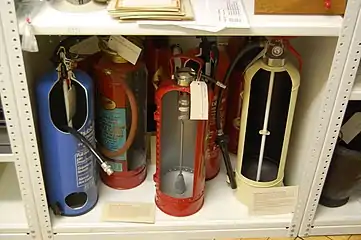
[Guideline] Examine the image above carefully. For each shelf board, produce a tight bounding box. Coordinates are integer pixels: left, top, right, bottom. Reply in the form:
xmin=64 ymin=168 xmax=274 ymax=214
xmin=18 ymin=0 xmax=343 ymax=36
xmin=350 ymin=74 xmax=361 ymax=100
xmin=51 ymin=162 xmax=292 ymax=235
xmin=0 ymin=163 xmax=29 ymax=233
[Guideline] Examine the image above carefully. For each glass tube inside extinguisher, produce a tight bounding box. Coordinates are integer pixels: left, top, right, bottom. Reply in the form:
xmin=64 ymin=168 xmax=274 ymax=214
xmin=159 ymin=91 xmax=196 ymax=198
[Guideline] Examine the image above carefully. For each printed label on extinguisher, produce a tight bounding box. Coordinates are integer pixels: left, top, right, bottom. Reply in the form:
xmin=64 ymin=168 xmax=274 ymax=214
xmin=97 ymin=107 xmax=127 ymax=166
xmin=75 ymin=123 xmax=96 ymax=189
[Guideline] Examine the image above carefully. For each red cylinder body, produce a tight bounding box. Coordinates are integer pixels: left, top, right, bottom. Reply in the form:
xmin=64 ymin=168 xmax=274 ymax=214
xmin=154 ymin=82 xmax=207 ymax=217
xmin=93 ymin=55 xmax=147 ymax=189
xmin=205 ymin=48 xmax=230 ymax=180
xmin=225 ymin=71 xmax=244 ymax=154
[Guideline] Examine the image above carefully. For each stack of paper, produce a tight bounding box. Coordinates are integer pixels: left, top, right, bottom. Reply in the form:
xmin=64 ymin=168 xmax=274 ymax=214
xmin=107 ymin=0 xmax=194 ymax=21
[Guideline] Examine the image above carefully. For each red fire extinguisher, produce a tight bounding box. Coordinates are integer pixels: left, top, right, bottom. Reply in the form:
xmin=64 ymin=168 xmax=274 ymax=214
xmin=188 ymin=37 xmax=230 ymax=180
xmin=154 ymin=60 xmax=210 ymax=216
xmin=93 ymin=38 xmax=148 ymax=189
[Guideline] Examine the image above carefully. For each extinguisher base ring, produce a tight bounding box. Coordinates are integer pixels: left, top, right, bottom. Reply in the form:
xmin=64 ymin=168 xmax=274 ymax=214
xmin=155 ymin=192 xmax=205 ymax=217
xmin=100 ymin=165 xmax=147 ymax=190
xmin=205 ymin=167 xmax=220 ymax=181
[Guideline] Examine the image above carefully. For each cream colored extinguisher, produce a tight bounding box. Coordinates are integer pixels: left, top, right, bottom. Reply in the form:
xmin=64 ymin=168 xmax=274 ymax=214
xmin=235 ymin=38 xmax=301 ymax=205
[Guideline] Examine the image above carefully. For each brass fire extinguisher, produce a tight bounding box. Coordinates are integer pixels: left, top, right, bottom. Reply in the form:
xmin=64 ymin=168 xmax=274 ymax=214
xmin=235 ymin=38 xmax=301 ymax=203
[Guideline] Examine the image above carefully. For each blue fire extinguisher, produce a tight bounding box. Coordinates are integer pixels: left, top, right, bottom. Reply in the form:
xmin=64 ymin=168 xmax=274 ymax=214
xmin=36 ymin=47 xmax=113 ymax=216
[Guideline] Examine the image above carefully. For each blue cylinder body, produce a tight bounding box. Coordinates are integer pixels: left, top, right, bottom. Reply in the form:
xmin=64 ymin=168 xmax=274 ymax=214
xmin=36 ymin=69 xmax=98 ymax=216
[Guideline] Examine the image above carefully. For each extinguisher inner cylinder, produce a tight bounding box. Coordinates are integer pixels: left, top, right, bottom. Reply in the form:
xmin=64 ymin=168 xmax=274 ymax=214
xmin=160 ymin=91 xmax=197 ymax=198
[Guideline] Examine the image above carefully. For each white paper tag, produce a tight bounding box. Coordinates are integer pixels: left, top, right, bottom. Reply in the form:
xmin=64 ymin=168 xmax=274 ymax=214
xmin=102 ymin=202 xmax=155 ymax=223
xmin=108 ymin=36 xmax=142 ymax=65
xmin=63 ymin=80 xmax=76 ymax=127
xmin=249 ymin=186 xmax=298 ymax=216
xmin=69 ymin=36 xmax=100 ymax=56
xmin=190 ymin=81 xmax=208 ymax=120
xmin=340 ymin=112 xmax=361 ymax=144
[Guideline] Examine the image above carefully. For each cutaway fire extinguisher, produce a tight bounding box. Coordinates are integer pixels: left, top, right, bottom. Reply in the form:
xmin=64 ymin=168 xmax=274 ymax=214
xmin=154 ymin=60 xmax=210 ymax=216
xmin=93 ymin=38 xmax=148 ymax=190
xmin=36 ymin=47 xmax=113 ymax=216
xmin=234 ymin=38 xmax=301 ymax=204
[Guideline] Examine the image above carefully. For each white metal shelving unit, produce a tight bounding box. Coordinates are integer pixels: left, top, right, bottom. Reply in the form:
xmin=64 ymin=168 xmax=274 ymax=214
xmin=1 ymin=0 xmax=360 ymax=239
xmin=299 ymin=2 xmax=361 ymax=237
xmin=0 ymin=3 xmax=44 ymax=239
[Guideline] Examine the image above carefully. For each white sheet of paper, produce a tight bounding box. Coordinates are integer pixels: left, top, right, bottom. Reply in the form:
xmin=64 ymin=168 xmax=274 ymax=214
xmin=138 ymin=0 xmax=249 ymax=31
xmin=102 ymin=202 xmax=155 ymax=223
xmin=249 ymin=186 xmax=298 ymax=216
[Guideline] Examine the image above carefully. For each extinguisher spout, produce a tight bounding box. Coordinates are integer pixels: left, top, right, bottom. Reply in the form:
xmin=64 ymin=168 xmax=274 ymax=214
xmin=216 ymin=134 xmax=237 ymax=189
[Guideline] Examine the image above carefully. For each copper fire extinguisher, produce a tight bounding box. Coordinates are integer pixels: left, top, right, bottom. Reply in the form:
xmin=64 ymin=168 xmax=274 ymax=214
xmin=154 ymin=65 xmax=209 ymax=217
xmin=93 ymin=38 xmax=148 ymax=189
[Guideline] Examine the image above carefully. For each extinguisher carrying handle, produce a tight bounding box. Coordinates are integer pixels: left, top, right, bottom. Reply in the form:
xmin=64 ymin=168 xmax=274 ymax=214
xmin=62 ymin=125 xmax=114 ymax=176
xmin=169 ymin=55 xmax=204 ymax=80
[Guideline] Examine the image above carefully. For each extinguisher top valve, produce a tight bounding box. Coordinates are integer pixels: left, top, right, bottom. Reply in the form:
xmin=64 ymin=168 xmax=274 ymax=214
xmin=175 ymin=67 xmax=197 ymax=87
xmin=264 ymin=39 xmax=286 ymax=67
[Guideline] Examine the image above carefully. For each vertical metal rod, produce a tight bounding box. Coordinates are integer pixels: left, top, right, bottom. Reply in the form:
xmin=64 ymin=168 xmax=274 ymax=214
xmin=179 ymin=119 xmax=184 ymax=173
xmin=256 ymin=71 xmax=275 ymax=181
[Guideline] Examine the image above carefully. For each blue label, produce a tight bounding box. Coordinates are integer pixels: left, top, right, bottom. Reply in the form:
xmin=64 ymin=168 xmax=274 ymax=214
xmin=98 ymin=108 xmax=127 ymax=160
xmin=75 ymin=122 xmax=96 ymax=188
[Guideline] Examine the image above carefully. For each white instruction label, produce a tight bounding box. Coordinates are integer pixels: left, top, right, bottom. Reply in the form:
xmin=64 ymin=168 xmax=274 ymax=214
xmin=190 ymin=81 xmax=209 ymax=120
xmin=102 ymin=202 xmax=155 ymax=223
xmin=108 ymin=36 xmax=142 ymax=65
xmin=340 ymin=112 xmax=361 ymax=144
xmin=69 ymin=36 xmax=100 ymax=55
xmin=249 ymin=186 xmax=298 ymax=216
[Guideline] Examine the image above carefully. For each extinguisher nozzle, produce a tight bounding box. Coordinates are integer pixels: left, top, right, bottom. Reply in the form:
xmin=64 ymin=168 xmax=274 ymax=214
xmin=216 ymin=134 xmax=237 ymax=189
xmin=101 ymin=162 xmax=114 ymax=176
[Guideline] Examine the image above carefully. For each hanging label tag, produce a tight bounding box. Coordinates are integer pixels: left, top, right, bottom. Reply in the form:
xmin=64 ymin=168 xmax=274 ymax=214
xmin=69 ymin=36 xmax=100 ymax=56
xmin=190 ymin=81 xmax=208 ymax=120
xmin=340 ymin=112 xmax=361 ymax=144
xmin=63 ymin=80 xmax=77 ymax=127
xmin=249 ymin=186 xmax=298 ymax=216
xmin=102 ymin=202 xmax=155 ymax=223
xmin=108 ymin=36 xmax=142 ymax=65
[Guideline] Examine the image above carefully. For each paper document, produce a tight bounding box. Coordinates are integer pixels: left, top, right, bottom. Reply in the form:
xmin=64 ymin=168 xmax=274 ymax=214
xmin=138 ymin=0 xmax=249 ymax=32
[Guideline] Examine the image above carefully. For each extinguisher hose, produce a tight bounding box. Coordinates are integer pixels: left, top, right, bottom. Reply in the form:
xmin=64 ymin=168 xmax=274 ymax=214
xmin=62 ymin=125 xmax=114 ymax=176
xmin=215 ymin=42 xmax=263 ymax=189
xmin=98 ymin=75 xmax=139 ymax=159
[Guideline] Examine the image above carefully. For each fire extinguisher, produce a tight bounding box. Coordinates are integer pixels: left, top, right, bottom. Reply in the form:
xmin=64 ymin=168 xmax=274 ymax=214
xmin=234 ymin=38 xmax=301 ymax=203
xmin=154 ymin=60 xmax=210 ymax=216
xmin=93 ymin=38 xmax=148 ymax=190
xmin=36 ymin=47 xmax=113 ymax=216
xmin=195 ymin=37 xmax=232 ymax=180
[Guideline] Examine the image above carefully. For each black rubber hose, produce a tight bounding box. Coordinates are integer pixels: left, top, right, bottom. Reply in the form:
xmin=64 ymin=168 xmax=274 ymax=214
xmin=216 ymin=42 xmax=262 ymax=130
xmin=215 ymin=42 xmax=263 ymax=189
xmin=62 ymin=125 xmax=108 ymax=168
